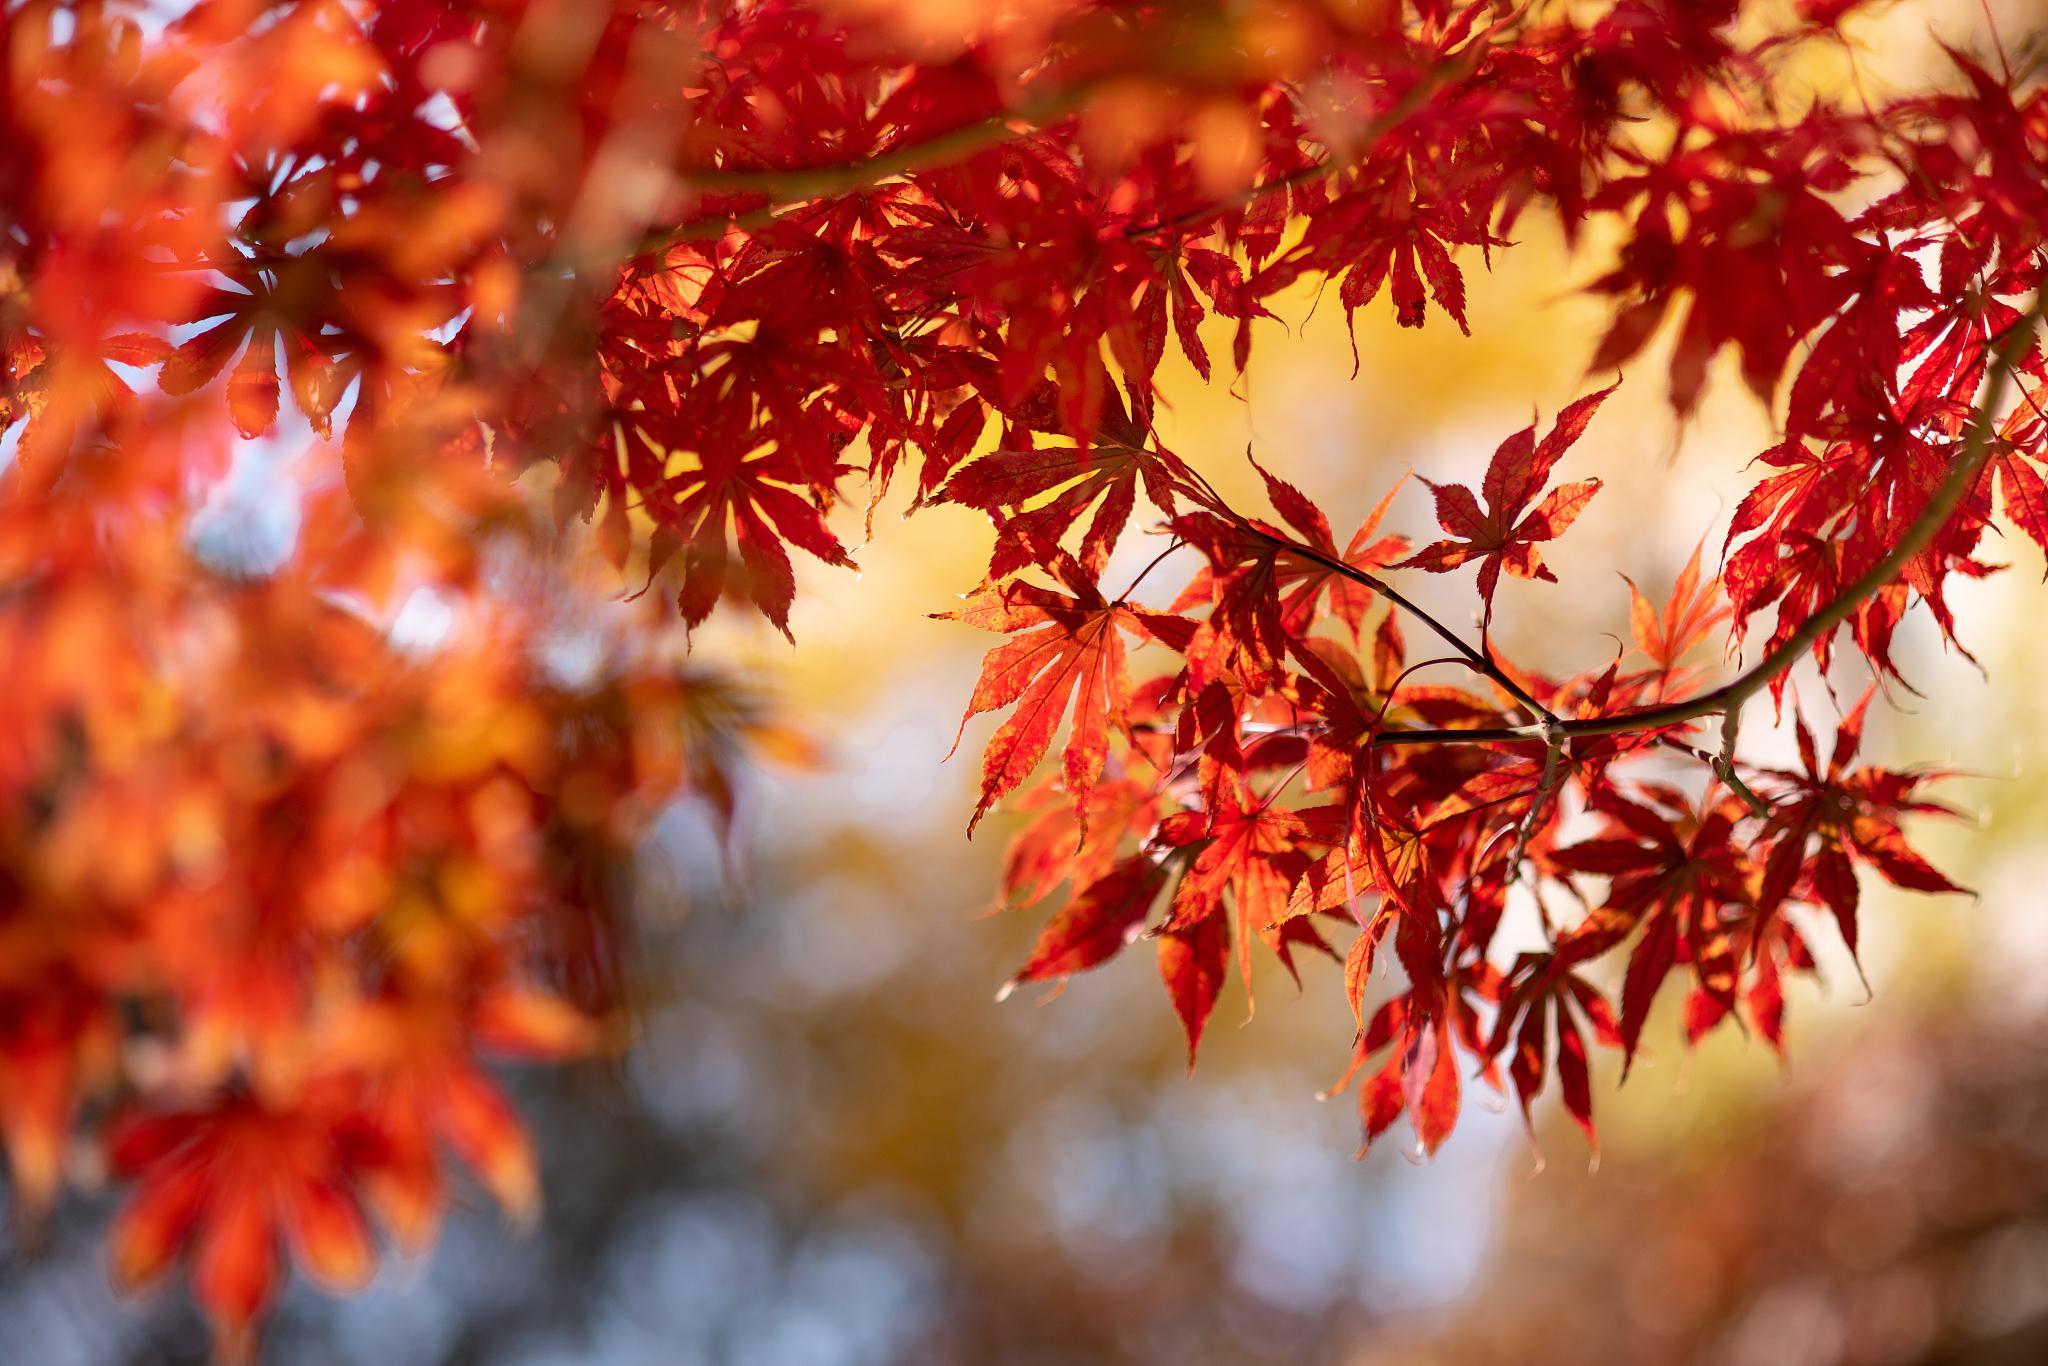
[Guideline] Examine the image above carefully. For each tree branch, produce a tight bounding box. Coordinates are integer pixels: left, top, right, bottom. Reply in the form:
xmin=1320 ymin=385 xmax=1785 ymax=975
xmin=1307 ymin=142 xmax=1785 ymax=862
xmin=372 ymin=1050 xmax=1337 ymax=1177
xmin=1364 ymin=295 xmax=2045 ymax=751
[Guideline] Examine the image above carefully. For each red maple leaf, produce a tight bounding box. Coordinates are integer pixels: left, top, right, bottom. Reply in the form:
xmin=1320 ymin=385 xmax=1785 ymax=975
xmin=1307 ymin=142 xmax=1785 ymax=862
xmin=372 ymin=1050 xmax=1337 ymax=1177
xmin=942 ymin=383 xmax=1194 ymax=581
xmin=1156 ymin=911 xmax=1229 ymax=1071
xmin=1755 ymin=690 xmax=1966 ymax=967
xmin=1153 ymin=778 xmax=1342 ymax=1039
xmin=1006 ymin=854 xmax=1167 ymax=988
xmin=645 ymin=439 xmax=858 ymax=638
xmin=1489 ymin=953 xmax=1620 ymax=1149
xmin=940 ymin=552 xmax=1190 ymax=832
xmin=1400 ymin=383 xmax=1616 ymax=624
xmin=1549 ymin=784 xmax=1753 ymax=1070
xmin=1623 ymin=536 xmax=1731 ymax=677
xmin=108 ymin=1086 xmax=376 ymax=1361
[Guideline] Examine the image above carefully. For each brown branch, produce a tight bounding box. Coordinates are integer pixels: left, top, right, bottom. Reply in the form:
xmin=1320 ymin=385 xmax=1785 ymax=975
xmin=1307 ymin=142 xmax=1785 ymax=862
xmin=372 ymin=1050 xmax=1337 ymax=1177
xmin=1362 ymin=295 xmax=2045 ymax=751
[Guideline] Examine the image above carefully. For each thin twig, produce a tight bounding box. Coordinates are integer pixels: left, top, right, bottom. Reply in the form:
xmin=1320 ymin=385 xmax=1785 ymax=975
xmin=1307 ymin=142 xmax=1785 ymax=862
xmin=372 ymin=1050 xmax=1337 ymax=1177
xmin=1246 ymin=524 xmax=1558 ymax=724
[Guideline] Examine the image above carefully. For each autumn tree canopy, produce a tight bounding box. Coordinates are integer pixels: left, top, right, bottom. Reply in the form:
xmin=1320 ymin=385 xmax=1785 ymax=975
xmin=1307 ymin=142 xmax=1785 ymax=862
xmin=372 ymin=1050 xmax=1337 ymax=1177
xmin=2 ymin=0 xmax=2042 ymax=1357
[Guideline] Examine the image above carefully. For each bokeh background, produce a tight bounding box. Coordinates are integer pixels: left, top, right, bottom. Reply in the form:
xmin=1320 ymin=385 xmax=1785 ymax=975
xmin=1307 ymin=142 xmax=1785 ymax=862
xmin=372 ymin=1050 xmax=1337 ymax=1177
xmin=9 ymin=3 xmax=2048 ymax=1363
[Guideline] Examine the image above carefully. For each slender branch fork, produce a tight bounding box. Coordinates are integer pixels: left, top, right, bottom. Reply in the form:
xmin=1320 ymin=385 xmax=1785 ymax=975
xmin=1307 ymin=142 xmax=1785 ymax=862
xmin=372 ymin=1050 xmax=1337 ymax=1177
xmin=1253 ymin=297 xmax=2045 ymax=754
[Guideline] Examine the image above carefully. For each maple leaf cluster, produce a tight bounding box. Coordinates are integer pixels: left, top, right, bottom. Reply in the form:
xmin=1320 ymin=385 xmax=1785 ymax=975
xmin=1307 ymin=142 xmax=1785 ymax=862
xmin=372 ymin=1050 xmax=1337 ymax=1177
xmin=0 ymin=425 xmax=774 ymax=1355
xmin=3 ymin=0 xmax=2047 ymax=1357
xmin=0 ymin=5 xmax=801 ymax=1356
